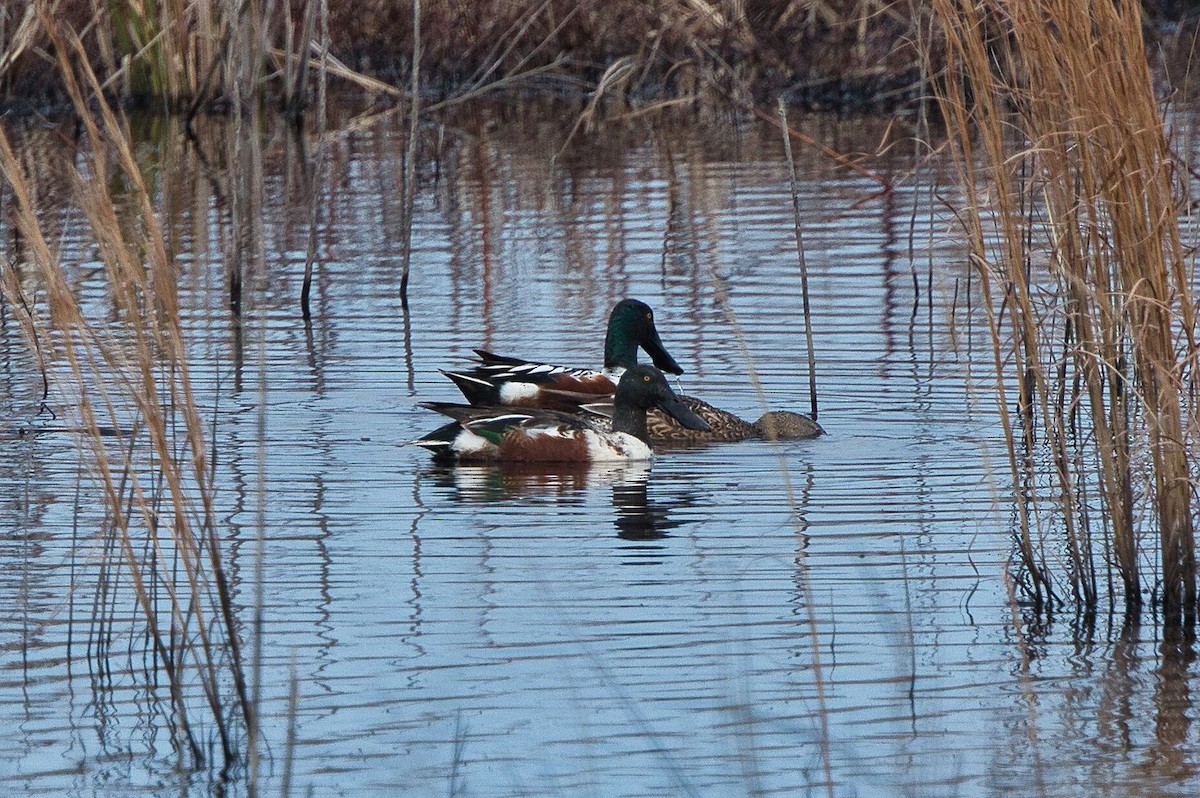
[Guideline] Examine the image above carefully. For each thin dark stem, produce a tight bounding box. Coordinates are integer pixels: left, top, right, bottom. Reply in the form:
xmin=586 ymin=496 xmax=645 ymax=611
xmin=300 ymin=0 xmax=329 ymax=320
xmin=399 ymin=0 xmax=421 ymax=307
xmin=777 ymin=98 xmax=819 ymax=421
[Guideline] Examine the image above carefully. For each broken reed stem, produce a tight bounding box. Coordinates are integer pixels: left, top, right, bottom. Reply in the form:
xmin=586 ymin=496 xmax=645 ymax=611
xmin=300 ymin=0 xmax=329 ymax=320
xmin=929 ymin=0 xmax=1196 ymax=617
xmin=777 ymin=97 xmax=819 ymax=421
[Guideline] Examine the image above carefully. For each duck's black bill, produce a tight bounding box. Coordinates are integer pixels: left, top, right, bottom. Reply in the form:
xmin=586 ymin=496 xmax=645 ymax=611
xmin=642 ymin=326 xmax=684 ymax=375
xmin=657 ymin=396 xmax=711 ymax=431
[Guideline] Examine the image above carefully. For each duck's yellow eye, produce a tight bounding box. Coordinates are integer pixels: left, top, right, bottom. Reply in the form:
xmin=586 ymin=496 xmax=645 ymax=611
xmin=646 ymin=312 xmax=653 ymax=321
xmin=643 ymin=374 xmax=651 ymax=382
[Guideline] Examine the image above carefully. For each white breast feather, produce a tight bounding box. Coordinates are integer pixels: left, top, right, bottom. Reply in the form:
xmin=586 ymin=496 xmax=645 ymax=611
xmin=583 ymin=430 xmax=653 ymax=461
xmin=498 ymin=381 xmax=544 ymax=403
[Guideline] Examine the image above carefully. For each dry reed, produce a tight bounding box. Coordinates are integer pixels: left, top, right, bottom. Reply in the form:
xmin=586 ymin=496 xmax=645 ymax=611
xmin=929 ymin=0 xmax=1196 ymax=618
xmin=0 ymin=11 xmax=250 ymax=771
xmin=777 ymin=97 xmax=819 ymax=421
xmin=398 ymin=0 xmax=420 ymax=307
xmin=2 ymin=0 xmax=926 ymax=110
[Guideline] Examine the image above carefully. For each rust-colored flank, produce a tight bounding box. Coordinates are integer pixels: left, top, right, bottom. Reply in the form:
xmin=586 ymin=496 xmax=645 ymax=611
xmin=495 ymin=430 xmax=591 ymax=462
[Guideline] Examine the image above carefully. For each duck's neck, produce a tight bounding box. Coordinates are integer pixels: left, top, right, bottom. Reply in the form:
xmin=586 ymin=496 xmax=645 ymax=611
xmin=604 ymin=328 xmax=638 ymax=371
xmin=612 ymin=403 xmax=650 ymax=444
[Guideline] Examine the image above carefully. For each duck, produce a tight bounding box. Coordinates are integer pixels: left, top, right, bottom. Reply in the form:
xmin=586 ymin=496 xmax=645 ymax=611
xmin=443 ymin=296 xmax=824 ymax=445
xmin=441 ymin=298 xmax=683 ymax=412
xmin=412 ymin=365 xmax=711 ymax=463
xmin=582 ymin=399 xmax=824 ymax=444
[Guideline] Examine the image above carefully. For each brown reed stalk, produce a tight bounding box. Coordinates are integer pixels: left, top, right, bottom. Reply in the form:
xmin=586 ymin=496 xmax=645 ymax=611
xmin=929 ymin=0 xmax=1196 ymax=617
xmin=0 ymin=2 xmax=43 ymax=84
xmin=14 ymin=0 xmax=378 ymax=111
xmin=69 ymin=11 xmax=255 ymax=735
xmin=777 ymin=97 xmax=819 ymax=421
xmin=0 ymin=12 xmax=251 ymax=768
xmin=283 ymin=0 xmax=319 ymax=118
xmin=300 ymin=0 xmax=329 ymax=319
xmin=399 ymin=0 xmax=421 ymax=307
xmin=1 ymin=114 xmax=215 ymax=766
xmin=927 ymin=0 xmax=1055 ymax=608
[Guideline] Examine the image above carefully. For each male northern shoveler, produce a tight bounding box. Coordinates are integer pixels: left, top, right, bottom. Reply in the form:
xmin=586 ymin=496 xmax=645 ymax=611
xmin=443 ymin=296 xmax=824 ymax=445
xmin=412 ymin=365 xmax=710 ymax=462
xmin=442 ymin=298 xmax=682 ymax=412
xmin=582 ymin=399 xmax=824 ymax=444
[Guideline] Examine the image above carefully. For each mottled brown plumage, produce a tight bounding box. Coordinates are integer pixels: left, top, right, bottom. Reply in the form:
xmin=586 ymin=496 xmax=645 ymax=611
xmin=584 ymin=394 xmax=823 ymax=445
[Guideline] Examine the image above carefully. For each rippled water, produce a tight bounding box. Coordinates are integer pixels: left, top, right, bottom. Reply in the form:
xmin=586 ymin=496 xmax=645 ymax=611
xmin=2 ymin=103 xmax=1199 ymax=797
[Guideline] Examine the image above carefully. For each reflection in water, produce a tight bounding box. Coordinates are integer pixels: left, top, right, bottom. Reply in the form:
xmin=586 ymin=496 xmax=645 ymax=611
xmin=423 ymin=460 xmax=693 ymax=541
xmin=612 ymin=470 xmax=690 ymax=540
xmin=7 ymin=103 xmax=1200 ymax=797
xmin=1150 ymin=623 xmax=1196 ymax=784
xmin=423 ymin=459 xmax=651 ymax=504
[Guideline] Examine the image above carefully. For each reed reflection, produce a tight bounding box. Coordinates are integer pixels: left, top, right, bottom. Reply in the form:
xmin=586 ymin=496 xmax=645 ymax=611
xmin=1147 ymin=621 xmax=1195 ymax=785
xmin=1004 ymin=610 xmax=1199 ymax=791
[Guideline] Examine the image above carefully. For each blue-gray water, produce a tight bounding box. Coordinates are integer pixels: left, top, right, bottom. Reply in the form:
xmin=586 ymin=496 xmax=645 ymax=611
xmin=1 ymin=105 xmax=1196 ymax=797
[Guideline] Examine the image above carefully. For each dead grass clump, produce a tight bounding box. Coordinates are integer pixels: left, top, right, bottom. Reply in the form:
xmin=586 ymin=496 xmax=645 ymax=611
xmin=929 ymin=0 xmax=1196 ymax=619
xmin=330 ymin=0 xmax=926 ymax=107
xmin=1 ymin=0 xmax=928 ymax=111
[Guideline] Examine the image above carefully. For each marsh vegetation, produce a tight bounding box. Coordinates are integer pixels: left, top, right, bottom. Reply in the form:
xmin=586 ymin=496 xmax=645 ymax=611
xmin=3 ymin=1 xmax=1200 ymax=795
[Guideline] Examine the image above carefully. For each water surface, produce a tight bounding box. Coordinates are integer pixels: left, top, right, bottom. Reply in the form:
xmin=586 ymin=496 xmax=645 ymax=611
xmin=1 ymin=103 xmax=1197 ymax=797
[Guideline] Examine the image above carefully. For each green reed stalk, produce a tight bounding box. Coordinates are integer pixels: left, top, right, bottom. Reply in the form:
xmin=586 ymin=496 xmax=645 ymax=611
xmin=929 ymin=0 xmax=1196 ymax=617
xmin=68 ymin=0 xmax=315 ymax=109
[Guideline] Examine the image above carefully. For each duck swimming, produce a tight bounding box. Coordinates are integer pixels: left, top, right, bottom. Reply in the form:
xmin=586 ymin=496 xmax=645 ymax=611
xmin=583 ymin=399 xmax=823 ymax=444
xmin=443 ymin=297 xmax=823 ymax=444
xmin=412 ymin=365 xmax=711 ymax=463
xmin=442 ymin=298 xmax=683 ymax=412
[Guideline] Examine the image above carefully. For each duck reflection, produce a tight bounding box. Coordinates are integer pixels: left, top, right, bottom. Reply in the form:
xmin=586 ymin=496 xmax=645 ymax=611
xmin=422 ymin=460 xmax=648 ymax=503
xmin=421 ymin=460 xmax=690 ymax=539
xmin=611 ymin=473 xmax=688 ymax=540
